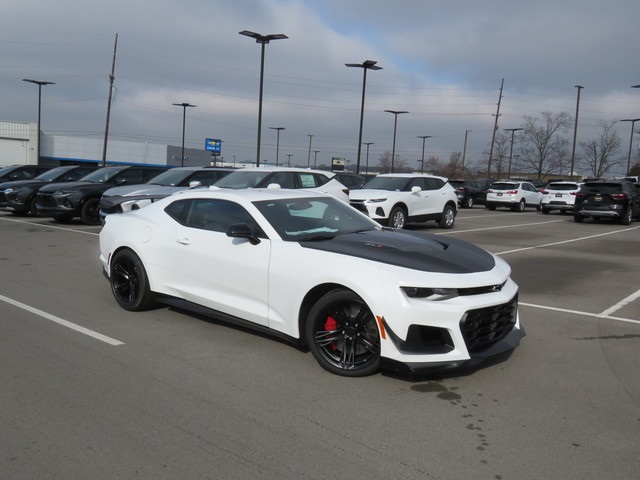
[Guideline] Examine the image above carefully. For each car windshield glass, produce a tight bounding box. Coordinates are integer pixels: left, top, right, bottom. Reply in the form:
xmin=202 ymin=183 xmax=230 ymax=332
xmin=361 ymin=176 xmax=412 ymax=191
xmin=146 ymin=169 xmax=191 ymax=186
xmin=490 ymin=182 xmax=518 ymax=190
xmin=0 ymin=166 xmax=17 ymax=176
xmin=546 ymin=183 xmax=579 ymax=191
xmin=34 ymin=167 xmax=71 ymax=181
xmin=79 ymin=167 xmax=125 ymax=183
xmin=581 ymin=183 xmax=623 ymax=194
xmin=254 ymin=196 xmax=378 ymax=241
xmin=215 ymin=171 xmax=271 ymax=189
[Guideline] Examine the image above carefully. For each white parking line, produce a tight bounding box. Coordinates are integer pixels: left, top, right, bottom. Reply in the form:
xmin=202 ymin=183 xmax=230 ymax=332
xmin=439 ymin=219 xmax=563 ymax=235
xmin=0 ymin=216 xmax=100 ymax=236
xmin=520 ymin=302 xmax=640 ymax=326
xmin=0 ymin=294 xmax=125 ymax=346
xmin=496 ymin=225 xmax=640 ymax=255
xmin=599 ymin=289 xmax=640 ymax=317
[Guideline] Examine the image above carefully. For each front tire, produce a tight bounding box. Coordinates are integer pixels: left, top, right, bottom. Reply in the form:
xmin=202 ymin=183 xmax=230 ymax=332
xmin=110 ymin=249 xmax=156 ymax=311
xmin=80 ymin=198 xmax=101 ymax=225
xmin=305 ymin=289 xmax=380 ymax=377
xmin=388 ymin=206 xmax=407 ymax=229
xmin=464 ymin=196 xmax=473 ymax=208
xmin=574 ymin=215 xmax=584 ymax=223
xmin=438 ymin=204 xmax=456 ymax=229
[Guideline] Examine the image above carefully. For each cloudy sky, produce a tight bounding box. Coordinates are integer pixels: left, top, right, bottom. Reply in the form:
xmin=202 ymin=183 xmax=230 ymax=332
xmin=2 ymin=0 xmax=639 ymax=173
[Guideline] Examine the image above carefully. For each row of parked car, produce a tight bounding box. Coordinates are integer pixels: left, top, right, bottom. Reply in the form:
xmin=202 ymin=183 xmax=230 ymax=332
xmin=1 ymin=163 xmax=639 ymax=228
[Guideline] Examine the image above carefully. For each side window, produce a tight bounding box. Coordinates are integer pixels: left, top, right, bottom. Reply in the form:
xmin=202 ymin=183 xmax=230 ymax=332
xmin=298 ymin=173 xmax=319 ymax=188
xmin=267 ymin=172 xmax=296 ymax=188
xmin=408 ymin=178 xmax=426 ymax=190
xmin=115 ymin=169 xmax=144 ymax=185
xmin=142 ymin=169 xmax=166 ymax=182
xmin=424 ymin=178 xmax=442 ymax=191
xmin=167 ymin=198 xmax=260 ymax=234
xmin=190 ymin=170 xmax=223 ymax=187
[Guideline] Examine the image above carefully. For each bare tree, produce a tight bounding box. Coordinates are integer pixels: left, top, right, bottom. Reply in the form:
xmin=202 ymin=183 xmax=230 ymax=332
xmin=377 ymin=151 xmax=409 ymax=173
xmin=517 ymin=112 xmax=572 ymax=179
xmin=438 ymin=152 xmax=463 ymax=178
xmin=579 ymin=121 xmax=622 ymax=178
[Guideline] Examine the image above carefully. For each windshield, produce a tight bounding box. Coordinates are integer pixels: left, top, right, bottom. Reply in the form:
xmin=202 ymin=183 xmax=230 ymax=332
xmin=34 ymin=167 xmax=72 ymax=181
xmin=254 ymin=196 xmax=378 ymax=241
xmin=361 ymin=176 xmax=412 ymax=191
xmin=79 ymin=167 xmax=126 ymax=183
xmin=0 ymin=166 xmax=17 ymax=176
xmin=145 ymin=169 xmax=192 ymax=186
xmin=215 ymin=170 xmax=271 ymax=189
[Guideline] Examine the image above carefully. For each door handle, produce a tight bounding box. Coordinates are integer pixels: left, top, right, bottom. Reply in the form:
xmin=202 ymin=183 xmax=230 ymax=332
xmin=176 ymin=237 xmax=191 ymax=245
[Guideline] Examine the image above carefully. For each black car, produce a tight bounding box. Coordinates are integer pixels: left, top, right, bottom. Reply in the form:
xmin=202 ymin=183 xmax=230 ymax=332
xmin=0 ymin=165 xmax=99 ymax=215
xmin=573 ymin=180 xmax=640 ymax=225
xmin=448 ymin=179 xmax=488 ymax=208
xmin=36 ymin=165 xmax=168 ymax=225
xmin=332 ymin=172 xmax=368 ymax=190
xmin=0 ymin=165 xmax=53 ymax=182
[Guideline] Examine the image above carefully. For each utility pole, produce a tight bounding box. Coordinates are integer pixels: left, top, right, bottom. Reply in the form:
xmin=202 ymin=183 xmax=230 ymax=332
xmin=569 ymin=85 xmax=583 ymax=180
xmin=486 ymin=78 xmax=504 ymax=178
xmin=102 ymin=33 xmax=118 ymax=167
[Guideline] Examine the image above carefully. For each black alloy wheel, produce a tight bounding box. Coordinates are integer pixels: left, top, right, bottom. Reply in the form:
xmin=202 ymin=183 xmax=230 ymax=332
xmin=110 ymin=249 xmax=156 ymax=311
xmin=306 ymin=289 xmax=380 ymax=377
xmin=81 ymin=198 xmax=101 ymax=225
xmin=464 ymin=196 xmax=473 ymax=208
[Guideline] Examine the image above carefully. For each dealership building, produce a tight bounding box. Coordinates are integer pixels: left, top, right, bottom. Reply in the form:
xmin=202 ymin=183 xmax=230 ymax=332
xmin=0 ymin=121 xmax=224 ymax=168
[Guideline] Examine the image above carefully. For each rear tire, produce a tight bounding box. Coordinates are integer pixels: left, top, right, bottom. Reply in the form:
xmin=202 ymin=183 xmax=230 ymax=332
xmin=438 ymin=204 xmax=456 ymax=229
xmin=464 ymin=196 xmax=473 ymax=208
xmin=620 ymin=207 xmax=633 ymax=225
xmin=511 ymin=199 xmax=526 ymax=212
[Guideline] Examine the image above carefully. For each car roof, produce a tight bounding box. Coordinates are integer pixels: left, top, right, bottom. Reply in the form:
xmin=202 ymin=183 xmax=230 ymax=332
xmin=377 ymin=173 xmax=448 ymax=180
xmin=169 ymin=185 xmax=329 ymax=203
xmin=232 ymin=166 xmax=334 ymax=176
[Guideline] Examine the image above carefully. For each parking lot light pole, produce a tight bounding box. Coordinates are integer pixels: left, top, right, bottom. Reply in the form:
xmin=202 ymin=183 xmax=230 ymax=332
xmin=620 ymin=119 xmax=640 ymax=175
xmin=239 ymin=30 xmax=288 ymax=167
xmin=385 ymin=110 xmax=408 ymax=173
xmin=269 ymin=127 xmax=285 ymax=166
xmin=417 ymin=136 xmax=432 ymax=174
xmin=307 ymin=134 xmax=314 ymax=167
xmin=504 ymin=128 xmax=523 ymax=179
xmin=172 ymin=103 xmax=196 ymax=167
xmin=363 ymin=142 xmax=374 ymax=174
xmin=346 ymin=60 xmax=382 ymax=174
xmin=22 ymin=78 xmax=55 ymax=164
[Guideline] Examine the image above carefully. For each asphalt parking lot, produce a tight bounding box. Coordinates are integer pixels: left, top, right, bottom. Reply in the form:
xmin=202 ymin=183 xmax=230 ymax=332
xmin=1 ymin=207 xmax=638 ymax=480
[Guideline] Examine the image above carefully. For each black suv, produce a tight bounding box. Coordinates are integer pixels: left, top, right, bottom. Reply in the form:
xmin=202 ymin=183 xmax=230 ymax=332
xmin=448 ymin=179 xmax=488 ymax=208
xmin=0 ymin=165 xmax=53 ymax=182
xmin=36 ymin=165 xmax=167 ymax=225
xmin=0 ymin=165 xmax=99 ymax=215
xmin=573 ymin=180 xmax=640 ymax=225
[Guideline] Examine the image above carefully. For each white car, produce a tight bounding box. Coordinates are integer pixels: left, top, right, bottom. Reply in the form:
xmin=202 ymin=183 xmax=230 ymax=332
xmin=540 ymin=181 xmax=582 ymax=214
xmin=485 ymin=180 xmax=543 ymax=212
xmin=348 ymin=174 xmax=458 ymax=229
xmin=213 ymin=166 xmax=349 ymax=202
xmin=99 ymin=188 xmax=523 ymax=377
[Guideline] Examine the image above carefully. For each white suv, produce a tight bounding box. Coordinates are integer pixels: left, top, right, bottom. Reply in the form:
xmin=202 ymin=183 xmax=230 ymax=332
xmin=485 ymin=180 xmax=542 ymax=212
xmin=348 ymin=173 xmax=458 ymax=229
xmin=540 ymin=181 xmax=582 ymax=214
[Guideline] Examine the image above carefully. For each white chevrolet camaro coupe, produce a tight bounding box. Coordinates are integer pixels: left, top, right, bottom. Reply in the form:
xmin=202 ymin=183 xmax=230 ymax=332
xmin=99 ymin=187 xmax=524 ymax=377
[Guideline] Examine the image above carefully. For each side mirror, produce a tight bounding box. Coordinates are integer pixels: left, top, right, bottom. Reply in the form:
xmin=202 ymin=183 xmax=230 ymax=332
xmin=411 ymin=186 xmax=422 ymax=193
xmin=188 ymin=180 xmax=202 ymax=189
xmin=226 ymin=223 xmax=261 ymax=245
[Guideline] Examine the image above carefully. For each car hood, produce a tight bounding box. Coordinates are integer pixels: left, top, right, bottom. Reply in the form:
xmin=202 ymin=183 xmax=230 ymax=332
xmin=0 ymin=179 xmax=45 ymax=189
xmin=39 ymin=181 xmax=104 ymax=193
xmin=103 ymin=185 xmax=183 ymax=197
xmin=300 ymin=229 xmax=495 ymax=273
xmin=349 ymin=188 xmax=406 ymax=200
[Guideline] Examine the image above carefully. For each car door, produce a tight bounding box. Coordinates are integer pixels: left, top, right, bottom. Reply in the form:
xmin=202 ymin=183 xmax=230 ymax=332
xmin=162 ymin=198 xmax=271 ymax=327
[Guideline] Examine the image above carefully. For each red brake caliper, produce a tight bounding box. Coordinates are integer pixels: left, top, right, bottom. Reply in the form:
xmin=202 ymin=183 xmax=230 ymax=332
xmin=324 ymin=316 xmax=338 ymax=351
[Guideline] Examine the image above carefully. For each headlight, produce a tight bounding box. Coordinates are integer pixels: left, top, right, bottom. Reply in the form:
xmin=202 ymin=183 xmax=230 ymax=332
xmin=53 ymin=190 xmax=74 ymax=196
xmin=366 ymin=198 xmax=387 ymax=203
xmin=401 ymin=287 xmax=458 ymax=301
xmin=5 ymin=187 xmax=23 ymax=194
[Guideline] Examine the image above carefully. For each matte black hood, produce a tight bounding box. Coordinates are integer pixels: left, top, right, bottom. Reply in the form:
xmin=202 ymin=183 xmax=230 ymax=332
xmin=300 ymin=229 xmax=495 ymax=273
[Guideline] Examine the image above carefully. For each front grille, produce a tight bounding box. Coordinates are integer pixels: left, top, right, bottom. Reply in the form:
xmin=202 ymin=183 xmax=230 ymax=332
xmin=350 ymin=201 xmax=368 ymax=215
xmin=461 ymin=294 xmax=517 ymax=353
xmin=37 ymin=194 xmax=57 ymax=207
